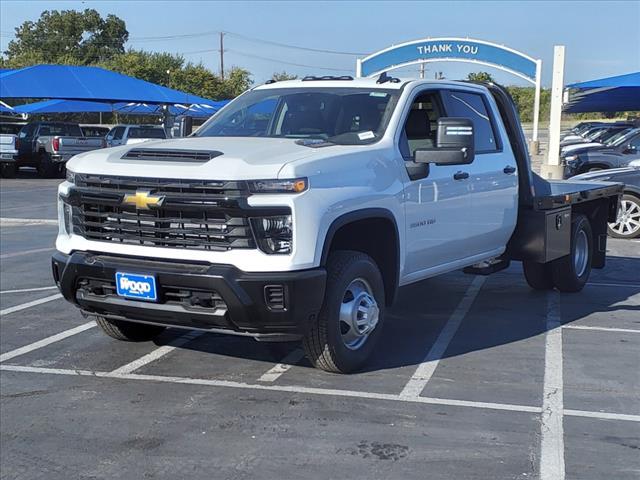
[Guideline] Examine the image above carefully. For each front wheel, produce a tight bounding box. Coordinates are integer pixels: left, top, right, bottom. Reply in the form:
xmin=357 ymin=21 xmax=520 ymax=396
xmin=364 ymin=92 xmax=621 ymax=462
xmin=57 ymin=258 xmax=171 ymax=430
xmin=302 ymin=250 xmax=385 ymax=373
xmin=608 ymin=194 xmax=640 ymax=239
xmin=95 ymin=316 xmax=166 ymax=342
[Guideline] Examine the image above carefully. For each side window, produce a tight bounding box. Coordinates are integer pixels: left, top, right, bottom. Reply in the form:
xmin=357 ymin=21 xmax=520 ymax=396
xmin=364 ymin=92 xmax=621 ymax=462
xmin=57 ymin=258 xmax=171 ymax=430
xmin=399 ymin=91 xmax=443 ymax=160
xmin=442 ymin=90 xmax=499 ymax=153
xmin=113 ymin=127 xmax=125 ymax=140
xmin=628 ymin=135 xmax=640 ymax=152
xmin=19 ymin=124 xmax=34 ymax=139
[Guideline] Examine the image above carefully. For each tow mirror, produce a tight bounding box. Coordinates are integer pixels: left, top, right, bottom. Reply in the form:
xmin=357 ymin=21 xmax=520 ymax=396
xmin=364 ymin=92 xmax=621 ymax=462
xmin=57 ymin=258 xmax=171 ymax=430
xmin=414 ymin=117 xmax=475 ymax=165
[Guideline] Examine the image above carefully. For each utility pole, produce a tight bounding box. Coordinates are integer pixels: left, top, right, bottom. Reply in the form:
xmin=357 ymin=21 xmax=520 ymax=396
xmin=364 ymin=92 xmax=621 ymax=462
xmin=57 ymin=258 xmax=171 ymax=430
xmin=219 ymin=32 xmax=225 ymax=80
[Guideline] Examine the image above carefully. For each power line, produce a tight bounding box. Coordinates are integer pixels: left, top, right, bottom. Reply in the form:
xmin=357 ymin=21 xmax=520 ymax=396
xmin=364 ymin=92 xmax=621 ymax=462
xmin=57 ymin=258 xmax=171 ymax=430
xmin=223 ymin=31 xmax=366 ymax=56
xmin=225 ymin=48 xmax=353 ymax=72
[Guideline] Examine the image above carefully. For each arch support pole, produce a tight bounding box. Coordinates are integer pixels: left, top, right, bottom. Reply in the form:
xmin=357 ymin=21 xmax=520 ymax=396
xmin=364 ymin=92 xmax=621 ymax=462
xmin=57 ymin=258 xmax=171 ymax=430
xmin=541 ymin=45 xmax=566 ymax=180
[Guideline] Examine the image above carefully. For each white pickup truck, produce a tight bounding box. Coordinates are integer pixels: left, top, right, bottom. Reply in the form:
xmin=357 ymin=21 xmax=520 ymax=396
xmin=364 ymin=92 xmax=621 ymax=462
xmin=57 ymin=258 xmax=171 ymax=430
xmin=53 ymin=77 xmax=622 ymax=373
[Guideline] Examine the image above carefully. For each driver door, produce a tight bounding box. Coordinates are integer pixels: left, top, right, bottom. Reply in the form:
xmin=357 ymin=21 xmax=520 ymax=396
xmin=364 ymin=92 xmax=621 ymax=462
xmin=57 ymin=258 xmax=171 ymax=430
xmin=400 ymin=89 xmax=471 ymax=282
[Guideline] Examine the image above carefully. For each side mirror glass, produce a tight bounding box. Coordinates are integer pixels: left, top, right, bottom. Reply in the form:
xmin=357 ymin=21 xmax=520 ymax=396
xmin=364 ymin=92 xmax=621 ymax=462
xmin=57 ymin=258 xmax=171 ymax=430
xmin=414 ymin=117 xmax=475 ymax=166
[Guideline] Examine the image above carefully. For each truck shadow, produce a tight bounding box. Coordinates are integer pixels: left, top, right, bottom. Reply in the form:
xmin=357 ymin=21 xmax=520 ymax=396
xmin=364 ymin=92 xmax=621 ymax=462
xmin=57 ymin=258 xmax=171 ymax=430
xmin=170 ymin=254 xmax=639 ymax=374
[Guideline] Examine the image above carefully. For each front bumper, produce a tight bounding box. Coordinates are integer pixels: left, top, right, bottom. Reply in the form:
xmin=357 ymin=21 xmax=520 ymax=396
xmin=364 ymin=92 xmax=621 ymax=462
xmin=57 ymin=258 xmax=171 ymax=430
xmin=52 ymin=251 xmax=326 ymax=341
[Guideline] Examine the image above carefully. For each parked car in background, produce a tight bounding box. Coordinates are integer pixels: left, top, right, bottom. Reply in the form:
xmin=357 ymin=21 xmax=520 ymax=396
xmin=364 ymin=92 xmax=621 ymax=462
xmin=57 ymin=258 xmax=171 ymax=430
xmin=573 ymin=166 xmax=640 ymax=239
xmin=106 ymin=124 xmax=167 ymax=147
xmin=81 ymin=125 xmax=111 ymax=138
xmin=563 ymin=128 xmax=640 ymax=178
xmin=0 ymin=122 xmax=25 ymax=177
xmin=561 ymin=127 xmax=635 ymax=156
xmin=560 ymin=124 xmax=633 ymax=148
xmin=16 ymin=122 xmax=106 ymax=178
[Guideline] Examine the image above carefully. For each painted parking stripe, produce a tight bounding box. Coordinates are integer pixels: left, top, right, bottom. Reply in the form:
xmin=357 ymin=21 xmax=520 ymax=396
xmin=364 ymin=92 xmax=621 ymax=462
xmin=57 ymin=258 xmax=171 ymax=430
xmin=563 ymin=325 xmax=640 ymax=334
xmin=0 ymin=321 xmax=95 ymax=363
xmin=0 ymin=293 xmax=63 ymax=316
xmin=0 ymin=286 xmax=58 ymax=294
xmin=5 ymin=363 xmax=639 ymax=423
xmin=0 ymin=364 xmax=541 ymax=414
xmin=586 ymin=282 xmax=640 ymax=289
xmin=109 ymin=331 xmax=203 ymax=375
xmin=540 ymin=291 xmax=565 ymax=480
xmin=0 ymin=247 xmax=55 ymax=259
xmin=399 ymin=276 xmax=485 ymax=398
xmin=258 ymin=349 xmax=305 ymax=382
xmin=0 ymin=217 xmax=57 ymax=226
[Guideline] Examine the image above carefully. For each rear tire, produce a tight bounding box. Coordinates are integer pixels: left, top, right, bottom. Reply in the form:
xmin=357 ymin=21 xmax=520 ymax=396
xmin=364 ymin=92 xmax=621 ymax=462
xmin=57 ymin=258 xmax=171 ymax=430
xmin=523 ymin=261 xmax=554 ymax=290
xmin=0 ymin=163 xmax=17 ymax=178
xmin=95 ymin=316 xmax=165 ymax=342
xmin=37 ymin=152 xmax=58 ymax=178
xmin=551 ymin=214 xmax=593 ymax=292
xmin=302 ymin=250 xmax=385 ymax=373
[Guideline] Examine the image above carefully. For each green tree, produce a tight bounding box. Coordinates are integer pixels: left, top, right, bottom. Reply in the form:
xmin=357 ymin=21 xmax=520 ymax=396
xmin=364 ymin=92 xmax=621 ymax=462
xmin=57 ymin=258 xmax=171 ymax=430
xmin=3 ymin=9 xmax=128 ymax=67
xmin=467 ymin=71 xmax=494 ymax=83
xmin=271 ymin=71 xmax=298 ymax=81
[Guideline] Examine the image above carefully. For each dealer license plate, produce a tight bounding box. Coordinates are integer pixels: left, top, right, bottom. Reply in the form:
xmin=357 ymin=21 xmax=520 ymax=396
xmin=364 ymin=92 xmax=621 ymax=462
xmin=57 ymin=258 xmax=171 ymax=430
xmin=115 ymin=272 xmax=157 ymax=301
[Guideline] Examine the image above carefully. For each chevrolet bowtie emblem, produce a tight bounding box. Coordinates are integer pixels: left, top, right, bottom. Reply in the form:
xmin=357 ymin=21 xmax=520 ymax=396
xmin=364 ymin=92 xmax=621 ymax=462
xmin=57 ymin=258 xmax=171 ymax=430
xmin=122 ymin=190 xmax=165 ymax=209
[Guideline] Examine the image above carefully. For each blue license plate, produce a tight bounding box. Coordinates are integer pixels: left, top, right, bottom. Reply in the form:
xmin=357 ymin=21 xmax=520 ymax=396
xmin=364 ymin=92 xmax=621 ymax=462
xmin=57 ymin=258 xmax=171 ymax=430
xmin=115 ymin=272 xmax=157 ymax=301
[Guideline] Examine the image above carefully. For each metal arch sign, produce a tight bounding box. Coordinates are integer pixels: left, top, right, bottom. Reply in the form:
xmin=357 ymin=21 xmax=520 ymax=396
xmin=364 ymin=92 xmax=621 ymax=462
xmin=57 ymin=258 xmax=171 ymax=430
xmin=358 ymin=38 xmax=538 ymax=83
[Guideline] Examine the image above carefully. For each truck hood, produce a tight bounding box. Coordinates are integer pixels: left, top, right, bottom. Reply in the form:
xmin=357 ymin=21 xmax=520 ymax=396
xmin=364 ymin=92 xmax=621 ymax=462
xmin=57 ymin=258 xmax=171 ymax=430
xmin=67 ymin=136 xmax=340 ymax=180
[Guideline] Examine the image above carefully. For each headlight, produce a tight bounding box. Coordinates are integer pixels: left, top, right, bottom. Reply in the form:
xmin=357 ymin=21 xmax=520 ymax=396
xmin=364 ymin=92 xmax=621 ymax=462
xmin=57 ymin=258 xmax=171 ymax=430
xmin=251 ymin=215 xmax=292 ymax=254
xmin=564 ymin=155 xmax=579 ymax=165
xmin=63 ymin=201 xmax=73 ymax=234
xmin=65 ymin=169 xmax=76 ymax=184
xmin=247 ymin=178 xmax=307 ymax=194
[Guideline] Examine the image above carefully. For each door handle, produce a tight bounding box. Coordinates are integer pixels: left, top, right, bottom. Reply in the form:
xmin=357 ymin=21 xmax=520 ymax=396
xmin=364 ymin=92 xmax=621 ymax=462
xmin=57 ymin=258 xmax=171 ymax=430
xmin=503 ymin=165 xmax=516 ymax=174
xmin=453 ymin=171 xmax=469 ymax=180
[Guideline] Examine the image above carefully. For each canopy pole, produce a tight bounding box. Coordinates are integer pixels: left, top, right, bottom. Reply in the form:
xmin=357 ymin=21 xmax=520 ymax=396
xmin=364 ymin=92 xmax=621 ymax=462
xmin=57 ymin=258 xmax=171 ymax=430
xmin=541 ymin=45 xmax=566 ymax=180
xmin=532 ymin=59 xmax=542 ymax=143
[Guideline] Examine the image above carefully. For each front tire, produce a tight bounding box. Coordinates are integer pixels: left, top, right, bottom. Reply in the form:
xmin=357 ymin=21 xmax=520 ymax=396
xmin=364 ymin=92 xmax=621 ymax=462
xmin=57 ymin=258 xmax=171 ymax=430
xmin=551 ymin=214 xmax=593 ymax=292
xmin=95 ymin=316 xmax=165 ymax=342
xmin=302 ymin=250 xmax=385 ymax=373
xmin=608 ymin=194 xmax=640 ymax=239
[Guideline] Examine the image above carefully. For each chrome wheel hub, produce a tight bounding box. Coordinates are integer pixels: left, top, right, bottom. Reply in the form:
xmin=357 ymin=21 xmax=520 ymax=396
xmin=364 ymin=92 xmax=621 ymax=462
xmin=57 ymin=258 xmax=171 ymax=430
xmin=609 ymin=199 xmax=640 ymax=237
xmin=339 ymin=278 xmax=380 ymax=350
xmin=574 ymin=229 xmax=589 ymax=277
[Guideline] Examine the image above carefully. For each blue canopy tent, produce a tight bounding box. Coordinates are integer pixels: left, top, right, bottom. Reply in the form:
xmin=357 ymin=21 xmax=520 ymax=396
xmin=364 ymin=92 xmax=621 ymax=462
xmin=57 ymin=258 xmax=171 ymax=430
xmin=12 ymin=99 xmax=229 ymax=117
xmin=0 ymin=64 xmax=215 ymax=105
xmin=564 ymin=71 xmax=640 ymax=113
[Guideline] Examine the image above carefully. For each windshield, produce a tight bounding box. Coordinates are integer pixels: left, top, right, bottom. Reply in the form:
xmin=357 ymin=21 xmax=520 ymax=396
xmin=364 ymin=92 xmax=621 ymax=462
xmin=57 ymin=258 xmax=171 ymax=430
xmin=607 ymin=128 xmax=640 ymax=147
xmin=129 ymin=127 xmax=166 ymax=139
xmin=195 ymin=87 xmax=400 ymax=145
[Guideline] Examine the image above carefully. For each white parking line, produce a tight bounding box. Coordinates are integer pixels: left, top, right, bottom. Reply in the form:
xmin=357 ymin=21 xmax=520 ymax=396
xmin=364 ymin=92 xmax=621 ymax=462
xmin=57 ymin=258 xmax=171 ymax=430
xmin=0 ymin=364 xmax=541 ymax=414
xmin=540 ymin=290 xmax=565 ymax=480
xmin=586 ymin=282 xmax=640 ymax=289
xmin=0 ymin=321 xmax=95 ymax=363
xmin=258 ymin=349 xmax=305 ymax=382
xmin=563 ymin=325 xmax=640 ymax=334
xmin=399 ymin=276 xmax=485 ymax=398
xmin=0 ymin=286 xmax=58 ymax=294
xmin=0 ymin=293 xmax=63 ymax=316
xmin=564 ymin=409 xmax=640 ymax=423
xmin=5 ymin=363 xmax=640 ymax=423
xmin=109 ymin=331 xmax=203 ymax=375
xmin=0 ymin=247 xmax=55 ymax=259
xmin=0 ymin=217 xmax=57 ymax=226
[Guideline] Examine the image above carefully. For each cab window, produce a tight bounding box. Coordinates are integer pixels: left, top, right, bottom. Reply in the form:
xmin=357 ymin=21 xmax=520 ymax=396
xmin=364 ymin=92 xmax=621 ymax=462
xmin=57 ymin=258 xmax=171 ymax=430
xmin=441 ymin=90 xmax=499 ymax=153
xmin=399 ymin=92 xmax=443 ymax=160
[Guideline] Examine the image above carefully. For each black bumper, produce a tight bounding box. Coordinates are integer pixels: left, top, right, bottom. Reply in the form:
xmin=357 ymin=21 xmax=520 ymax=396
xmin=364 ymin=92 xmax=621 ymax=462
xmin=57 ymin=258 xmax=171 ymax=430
xmin=52 ymin=252 xmax=326 ymax=341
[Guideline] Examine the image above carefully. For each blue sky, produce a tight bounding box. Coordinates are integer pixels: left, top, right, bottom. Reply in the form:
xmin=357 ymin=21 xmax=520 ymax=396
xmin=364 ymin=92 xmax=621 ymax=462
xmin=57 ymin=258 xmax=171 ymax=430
xmin=1 ymin=0 xmax=639 ymax=87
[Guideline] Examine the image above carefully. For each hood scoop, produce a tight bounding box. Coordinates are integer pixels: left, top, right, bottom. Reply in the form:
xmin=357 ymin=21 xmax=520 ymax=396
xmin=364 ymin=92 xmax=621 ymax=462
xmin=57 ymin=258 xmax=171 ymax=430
xmin=121 ymin=148 xmax=223 ymax=163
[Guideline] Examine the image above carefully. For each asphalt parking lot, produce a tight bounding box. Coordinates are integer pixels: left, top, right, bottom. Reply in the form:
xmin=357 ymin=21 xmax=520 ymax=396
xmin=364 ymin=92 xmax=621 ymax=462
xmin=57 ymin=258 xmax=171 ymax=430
xmin=1 ymin=172 xmax=639 ymax=480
